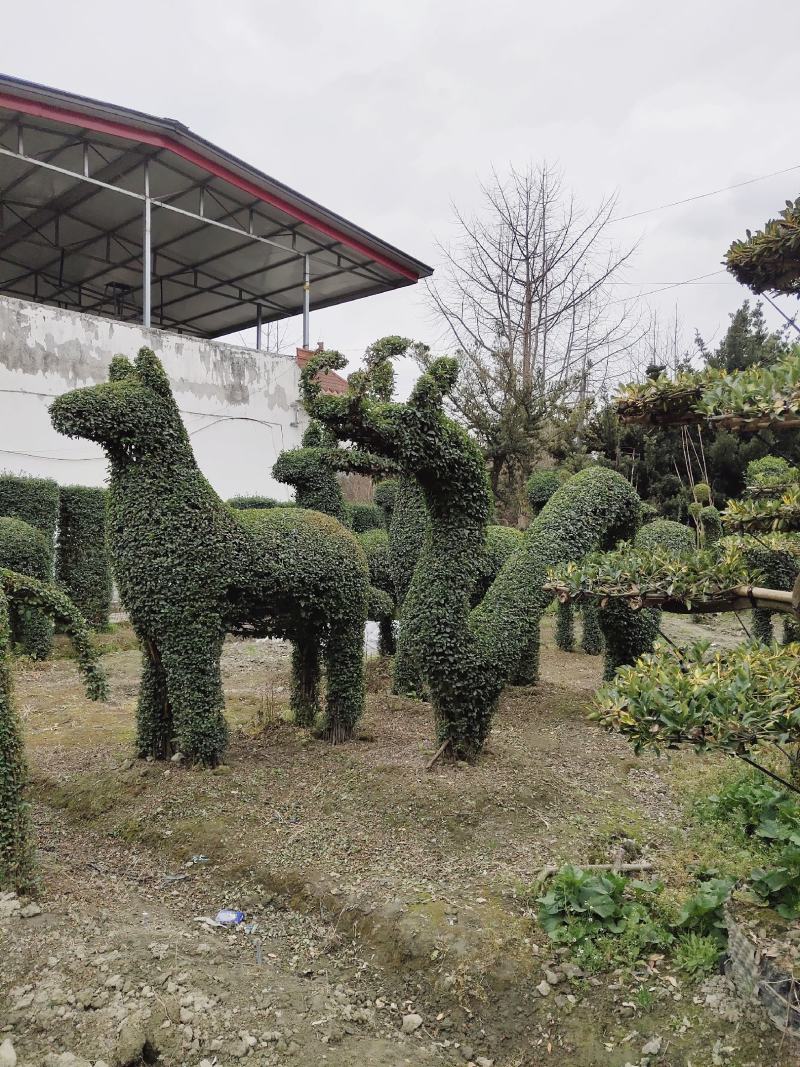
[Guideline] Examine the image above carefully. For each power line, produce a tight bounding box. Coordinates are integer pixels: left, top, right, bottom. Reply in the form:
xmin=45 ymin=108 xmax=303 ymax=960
xmin=610 ymin=270 xmax=729 ymax=304
xmin=610 ymin=163 xmax=800 ymax=224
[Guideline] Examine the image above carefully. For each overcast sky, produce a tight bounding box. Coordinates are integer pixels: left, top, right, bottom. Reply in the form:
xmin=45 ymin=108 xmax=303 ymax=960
xmin=2 ymin=0 xmax=798 ymax=392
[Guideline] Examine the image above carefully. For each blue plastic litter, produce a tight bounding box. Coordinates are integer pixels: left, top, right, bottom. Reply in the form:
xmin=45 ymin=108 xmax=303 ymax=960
xmin=215 ymin=908 xmax=245 ymax=926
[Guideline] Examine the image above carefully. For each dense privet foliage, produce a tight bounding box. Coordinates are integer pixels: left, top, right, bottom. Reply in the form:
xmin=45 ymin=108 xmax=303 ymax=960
xmin=357 ymin=528 xmax=396 ymax=654
xmin=389 ymin=478 xmax=430 ymax=696
xmin=50 ymin=348 xmax=369 ymax=763
xmin=373 ymin=479 xmax=398 ymax=526
xmin=526 ymin=469 xmax=563 ymax=513
xmin=473 ymin=525 xmax=523 ymax=604
xmin=0 ymin=475 xmax=59 ymax=658
xmin=741 ymin=540 xmax=800 ymax=645
xmin=0 ymin=517 xmax=53 ymax=658
xmin=580 ymin=602 xmax=603 ymax=655
xmin=0 ymin=475 xmax=59 ymax=548
xmin=302 ymin=349 xmax=640 ymax=758
xmin=699 ymin=505 xmax=723 ymax=546
xmin=555 ymin=601 xmax=576 ymax=652
xmin=273 ymin=421 xmax=347 ymax=522
xmin=0 ymin=568 xmax=107 ymax=890
xmin=56 ymin=486 xmax=112 ymax=628
xmin=599 ymin=520 xmax=694 ymax=681
xmin=346 ymin=503 xmax=385 ymax=533
xmin=227 ymin=495 xmax=294 ymax=510
xmin=634 ymin=519 xmax=695 ymax=555
xmin=273 ymin=426 xmax=397 ymax=652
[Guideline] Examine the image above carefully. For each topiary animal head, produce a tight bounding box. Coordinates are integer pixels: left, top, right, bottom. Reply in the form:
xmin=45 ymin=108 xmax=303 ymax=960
xmin=50 ymin=348 xmax=191 ymax=462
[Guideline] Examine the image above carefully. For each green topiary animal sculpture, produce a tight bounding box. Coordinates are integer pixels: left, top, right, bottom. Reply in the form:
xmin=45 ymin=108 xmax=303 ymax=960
xmin=302 ymin=349 xmax=640 ymax=760
xmin=50 ymin=348 xmax=369 ymax=765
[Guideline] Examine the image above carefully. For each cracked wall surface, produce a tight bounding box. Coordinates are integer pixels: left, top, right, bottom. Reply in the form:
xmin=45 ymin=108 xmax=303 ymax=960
xmin=0 ymin=295 xmax=307 ymax=499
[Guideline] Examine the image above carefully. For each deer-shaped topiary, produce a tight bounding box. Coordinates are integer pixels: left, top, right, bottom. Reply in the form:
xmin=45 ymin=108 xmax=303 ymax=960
xmin=50 ymin=348 xmax=369 ymax=766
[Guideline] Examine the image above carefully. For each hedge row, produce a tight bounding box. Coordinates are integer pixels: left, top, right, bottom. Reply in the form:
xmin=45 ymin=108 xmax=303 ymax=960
xmin=56 ymin=486 xmax=112 ymax=629
xmin=0 ymin=475 xmax=112 ymax=635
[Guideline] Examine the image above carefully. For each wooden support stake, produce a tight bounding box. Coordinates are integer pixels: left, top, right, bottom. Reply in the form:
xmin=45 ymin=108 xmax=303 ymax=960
xmin=426 ymin=738 xmax=452 ymax=770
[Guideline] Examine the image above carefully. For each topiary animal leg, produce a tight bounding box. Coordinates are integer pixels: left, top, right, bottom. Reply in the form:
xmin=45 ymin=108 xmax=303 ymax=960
xmin=555 ymin=601 xmax=575 ymax=652
xmin=136 ymin=637 xmax=173 ymax=760
xmin=512 ymin=627 xmax=540 ymax=685
xmin=291 ymin=636 xmax=321 ymax=728
xmin=378 ymin=616 xmax=396 ymax=657
xmin=321 ymin=618 xmax=365 ymax=743
xmin=599 ymin=602 xmax=661 ymax=681
xmin=581 ymin=602 xmax=603 ymax=655
xmin=160 ymin=628 xmax=228 ymax=766
xmin=751 ymin=608 xmax=773 ymax=644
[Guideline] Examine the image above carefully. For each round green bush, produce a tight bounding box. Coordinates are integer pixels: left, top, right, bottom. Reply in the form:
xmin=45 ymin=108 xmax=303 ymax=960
xmin=634 ymin=518 xmax=695 ymax=555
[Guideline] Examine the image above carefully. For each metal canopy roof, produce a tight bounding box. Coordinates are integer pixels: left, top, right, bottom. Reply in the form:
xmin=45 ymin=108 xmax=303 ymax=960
xmin=0 ymin=74 xmax=432 ymax=339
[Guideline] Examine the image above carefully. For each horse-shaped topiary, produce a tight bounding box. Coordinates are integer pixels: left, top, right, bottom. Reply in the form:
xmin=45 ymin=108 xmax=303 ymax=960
xmin=50 ymin=348 xmax=369 ymax=766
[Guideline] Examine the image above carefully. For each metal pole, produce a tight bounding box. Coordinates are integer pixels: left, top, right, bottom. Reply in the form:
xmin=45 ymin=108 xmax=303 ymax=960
xmin=302 ymin=254 xmax=310 ymax=349
xmin=143 ymin=161 xmax=151 ymax=328
xmin=256 ymin=305 xmax=262 ymax=350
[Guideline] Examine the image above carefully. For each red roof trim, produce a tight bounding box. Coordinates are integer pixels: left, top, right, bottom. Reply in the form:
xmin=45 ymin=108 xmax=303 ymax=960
xmin=0 ymin=89 xmax=419 ymax=282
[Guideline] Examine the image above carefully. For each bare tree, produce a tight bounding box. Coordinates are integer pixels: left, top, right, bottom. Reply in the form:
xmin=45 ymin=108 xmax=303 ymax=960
xmin=424 ymin=164 xmax=641 ymax=505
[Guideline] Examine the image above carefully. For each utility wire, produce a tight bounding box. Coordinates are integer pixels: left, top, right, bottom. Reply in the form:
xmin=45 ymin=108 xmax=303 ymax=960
xmin=610 ymin=163 xmax=800 ymax=224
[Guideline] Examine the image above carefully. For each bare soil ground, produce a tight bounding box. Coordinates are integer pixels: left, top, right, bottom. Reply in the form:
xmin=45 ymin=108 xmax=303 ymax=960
xmin=1 ymin=612 xmax=796 ymax=1066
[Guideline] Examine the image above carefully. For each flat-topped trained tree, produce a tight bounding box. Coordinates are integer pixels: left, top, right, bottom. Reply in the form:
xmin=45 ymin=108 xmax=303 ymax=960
xmin=50 ymin=348 xmax=369 ymax=765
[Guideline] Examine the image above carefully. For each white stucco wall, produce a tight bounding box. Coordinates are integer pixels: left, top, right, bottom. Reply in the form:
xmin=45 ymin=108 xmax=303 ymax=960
xmin=0 ymin=295 xmax=307 ymax=500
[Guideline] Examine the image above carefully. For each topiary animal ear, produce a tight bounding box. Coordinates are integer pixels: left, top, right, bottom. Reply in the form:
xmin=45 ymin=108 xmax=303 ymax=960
xmin=135 ymin=347 xmax=173 ymax=398
xmin=108 ymin=355 xmax=134 ymax=382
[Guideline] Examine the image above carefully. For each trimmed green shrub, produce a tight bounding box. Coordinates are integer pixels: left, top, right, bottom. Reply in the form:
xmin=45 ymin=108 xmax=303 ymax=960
xmin=473 ymin=525 xmax=523 ymax=605
xmin=373 ymin=479 xmax=398 ymax=526
xmin=227 ymin=495 xmax=294 ymax=510
xmin=634 ymin=518 xmax=695 ymax=555
xmin=526 ymin=469 xmax=563 ymax=513
xmin=746 ymin=455 xmax=798 ymax=488
xmin=346 ymin=502 xmax=384 ymax=533
xmin=56 ymin=486 xmax=112 ymax=628
xmin=699 ymin=505 xmax=723 ymax=546
xmin=0 ymin=475 xmax=59 ymax=549
xmin=0 ymin=517 xmax=53 ymax=658
xmin=0 ymin=568 xmax=107 ymax=890
xmin=50 ymin=348 xmax=369 ymax=763
xmin=302 ymin=349 xmax=641 ymax=759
